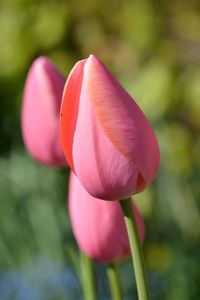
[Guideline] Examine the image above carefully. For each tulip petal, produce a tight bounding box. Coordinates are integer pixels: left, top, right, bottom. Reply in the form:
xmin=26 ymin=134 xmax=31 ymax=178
xmin=71 ymin=56 xmax=159 ymax=199
xmin=72 ymin=83 xmax=140 ymax=199
xmin=60 ymin=55 xmax=160 ymax=199
xmin=60 ymin=59 xmax=86 ymax=170
xmin=85 ymin=55 xmax=160 ymax=185
xmin=69 ymin=172 xmax=145 ymax=262
xmin=22 ymin=57 xmax=66 ymax=166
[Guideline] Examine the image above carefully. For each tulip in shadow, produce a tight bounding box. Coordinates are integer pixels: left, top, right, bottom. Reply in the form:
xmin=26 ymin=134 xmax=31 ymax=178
xmin=69 ymin=172 xmax=145 ymax=263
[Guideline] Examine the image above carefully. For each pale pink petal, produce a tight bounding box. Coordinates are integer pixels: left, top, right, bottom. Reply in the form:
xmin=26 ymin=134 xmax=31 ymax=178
xmin=72 ymin=80 xmax=140 ymax=200
xmin=22 ymin=57 xmax=66 ymax=166
xmin=72 ymin=56 xmax=159 ymax=199
xmin=69 ymin=172 xmax=145 ymax=263
xmin=60 ymin=54 xmax=160 ymax=199
xmin=86 ymin=55 xmax=160 ymax=187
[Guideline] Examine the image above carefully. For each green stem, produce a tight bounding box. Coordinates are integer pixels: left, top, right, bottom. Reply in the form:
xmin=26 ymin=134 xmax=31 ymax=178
xmin=120 ymin=198 xmax=150 ymax=300
xmin=80 ymin=251 xmax=97 ymax=300
xmin=107 ymin=263 xmax=123 ymax=300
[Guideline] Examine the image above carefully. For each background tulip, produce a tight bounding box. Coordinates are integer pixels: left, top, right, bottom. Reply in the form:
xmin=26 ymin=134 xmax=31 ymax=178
xmin=22 ymin=56 xmax=66 ymax=166
xmin=60 ymin=55 xmax=160 ymax=200
xmin=69 ymin=172 xmax=145 ymax=263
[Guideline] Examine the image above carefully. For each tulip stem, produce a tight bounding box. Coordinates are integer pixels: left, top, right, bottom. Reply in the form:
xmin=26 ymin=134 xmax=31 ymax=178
xmin=80 ymin=251 xmax=98 ymax=300
xmin=120 ymin=198 xmax=150 ymax=300
xmin=107 ymin=263 xmax=123 ymax=300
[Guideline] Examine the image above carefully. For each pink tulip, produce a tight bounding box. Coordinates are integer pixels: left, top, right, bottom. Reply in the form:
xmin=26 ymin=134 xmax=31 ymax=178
xmin=22 ymin=57 xmax=66 ymax=166
xmin=60 ymin=55 xmax=160 ymax=200
xmin=69 ymin=172 xmax=145 ymax=263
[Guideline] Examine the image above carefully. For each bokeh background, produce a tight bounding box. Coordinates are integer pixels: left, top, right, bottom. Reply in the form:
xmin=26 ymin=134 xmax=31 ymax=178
xmin=0 ymin=0 xmax=200 ymax=299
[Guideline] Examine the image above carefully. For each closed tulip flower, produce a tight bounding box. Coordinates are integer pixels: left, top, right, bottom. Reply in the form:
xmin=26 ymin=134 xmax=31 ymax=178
xmin=22 ymin=57 xmax=66 ymax=166
xmin=69 ymin=172 xmax=145 ymax=263
xmin=60 ymin=55 xmax=160 ymax=200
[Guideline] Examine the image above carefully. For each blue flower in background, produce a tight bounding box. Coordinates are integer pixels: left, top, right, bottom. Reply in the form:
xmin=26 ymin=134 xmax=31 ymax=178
xmin=0 ymin=257 xmax=81 ymax=300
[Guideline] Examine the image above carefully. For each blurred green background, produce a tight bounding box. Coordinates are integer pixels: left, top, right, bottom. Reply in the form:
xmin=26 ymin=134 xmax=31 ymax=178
xmin=0 ymin=0 xmax=200 ymax=299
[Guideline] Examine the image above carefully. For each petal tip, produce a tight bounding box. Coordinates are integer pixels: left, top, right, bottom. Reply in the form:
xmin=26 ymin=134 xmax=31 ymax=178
xmin=87 ymin=54 xmax=101 ymax=65
xmin=32 ymin=56 xmax=51 ymax=70
xmin=88 ymin=54 xmax=95 ymax=60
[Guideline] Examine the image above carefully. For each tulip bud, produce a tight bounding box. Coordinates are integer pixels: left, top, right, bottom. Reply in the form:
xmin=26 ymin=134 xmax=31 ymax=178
xmin=22 ymin=57 xmax=66 ymax=166
xmin=69 ymin=172 xmax=145 ymax=263
xmin=60 ymin=55 xmax=160 ymax=200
